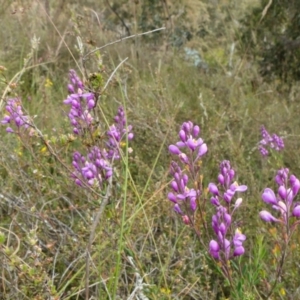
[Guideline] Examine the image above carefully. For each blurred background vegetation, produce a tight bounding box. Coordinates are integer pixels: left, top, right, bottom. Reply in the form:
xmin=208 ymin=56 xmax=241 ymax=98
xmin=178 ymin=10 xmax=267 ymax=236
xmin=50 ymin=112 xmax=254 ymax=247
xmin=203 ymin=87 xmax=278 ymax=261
xmin=1 ymin=0 xmax=300 ymax=299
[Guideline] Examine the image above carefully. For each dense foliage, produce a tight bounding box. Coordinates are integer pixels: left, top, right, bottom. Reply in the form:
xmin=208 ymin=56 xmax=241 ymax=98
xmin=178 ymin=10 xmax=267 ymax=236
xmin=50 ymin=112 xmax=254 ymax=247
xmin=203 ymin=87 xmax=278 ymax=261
xmin=240 ymin=0 xmax=300 ymax=83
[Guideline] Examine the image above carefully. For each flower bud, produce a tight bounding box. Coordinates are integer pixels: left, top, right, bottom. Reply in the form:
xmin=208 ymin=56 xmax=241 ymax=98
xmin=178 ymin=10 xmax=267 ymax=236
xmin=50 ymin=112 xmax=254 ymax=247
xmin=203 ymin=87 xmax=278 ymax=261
xmin=259 ymin=210 xmax=279 ymax=222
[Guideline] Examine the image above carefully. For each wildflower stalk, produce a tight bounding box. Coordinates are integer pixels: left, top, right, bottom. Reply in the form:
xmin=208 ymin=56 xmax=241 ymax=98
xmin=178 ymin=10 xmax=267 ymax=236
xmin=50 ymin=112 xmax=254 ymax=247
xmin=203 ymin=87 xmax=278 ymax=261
xmin=168 ymin=122 xmax=247 ymax=296
xmin=85 ymin=177 xmax=112 ymax=300
xmin=260 ymin=168 xmax=300 ymax=298
xmin=168 ymin=121 xmax=208 ymax=243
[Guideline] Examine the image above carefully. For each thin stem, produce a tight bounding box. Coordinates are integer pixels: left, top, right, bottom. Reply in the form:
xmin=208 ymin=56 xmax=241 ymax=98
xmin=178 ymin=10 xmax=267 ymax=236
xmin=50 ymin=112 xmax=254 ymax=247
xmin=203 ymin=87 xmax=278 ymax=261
xmin=264 ymin=230 xmax=288 ymax=299
xmin=83 ymin=27 xmax=165 ymax=60
xmin=85 ymin=178 xmax=112 ymax=300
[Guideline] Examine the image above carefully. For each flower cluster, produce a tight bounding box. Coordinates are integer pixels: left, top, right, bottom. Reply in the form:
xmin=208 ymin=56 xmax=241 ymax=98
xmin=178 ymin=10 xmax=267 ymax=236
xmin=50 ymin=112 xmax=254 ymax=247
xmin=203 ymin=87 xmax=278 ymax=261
xmin=71 ymin=146 xmax=113 ymax=187
xmin=208 ymin=161 xmax=247 ymax=261
xmin=1 ymin=98 xmax=30 ymax=133
xmin=63 ymin=69 xmax=96 ymax=135
xmin=209 ymin=205 xmax=246 ymax=260
xmin=208 ymin=160 xmax=247 ymax=205
xmin=70 ymin=107 xmax=133 ymax=188
xmin=168 ymin=121 xmax=207 ymax=223
xmin=62 ymin=70 xmax=134 ymax=189
xmin=260 ymin=168 xmax=300 ymax=224
xmin=258 ymin=125 xmax=284 ymax=157
xmin=106 ymin=106 xmax=134 ymax=160
xmin=169 ymin=121 xmax=207 ymax=167
xmin=167 ymin=161 xmax=197 ymax=224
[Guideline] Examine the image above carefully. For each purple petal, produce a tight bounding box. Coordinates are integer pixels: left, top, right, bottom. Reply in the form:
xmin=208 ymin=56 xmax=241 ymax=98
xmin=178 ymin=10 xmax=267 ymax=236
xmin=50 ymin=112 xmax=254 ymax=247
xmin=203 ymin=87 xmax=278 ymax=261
xmin=262 ymin=188 xmax=277 ymax=205
xmin=174 ymin=203 xmax=183 ymax=214
xmin=169 ymin=145 xmax=181 ymax=155
xmin=197 ymin=143 xmax=208 ymax=158
xmin=190 ymin=197 xmax=197 ymax=211
xmin=170 ymin=181 xmax=179 ymax=192
xmin=218 ymin=174 xmax=225 ymax=185
xmin=234 ymin=198 xmax=243 ymax=209
xmin=208 ymin=183 xmax=219 ymax=196
xmin=278 ymin=186 xmax=287 ymax=200
xmin=234 ymin=246 xmax=245 ymax=257
xmin=224 ymin=213 xmax=231 ymax=226
xmin=233 ymin=231 xmax=246 ymax=247
xmin=179 ymin=153 xmax=189 ymax=164
xmin=259 ymin=210 xmax=279 ymax=222
xmin=209 ymin=240 xmax=220 ymax=259
xmin=224 ymin=189 xmax=235 ymax=203
xmin=291 ymin=175 xmax=300 ymax=195
xmin=168 ymin=192 xmax=177 ymax=203
xmin=292 ymin=205 xmax=300 ymax=218
xmin=211 ymin=197 xmax=220 ymax=206
xmin=179 ymin=130 xmax=186 ymax=142
xmin=224 ymin=239 xmax=231 ymax=260
xmin=193 ymin=125 xmax=200 ymax=137
xmin=235 ymin=185 xmax=248 ymax=192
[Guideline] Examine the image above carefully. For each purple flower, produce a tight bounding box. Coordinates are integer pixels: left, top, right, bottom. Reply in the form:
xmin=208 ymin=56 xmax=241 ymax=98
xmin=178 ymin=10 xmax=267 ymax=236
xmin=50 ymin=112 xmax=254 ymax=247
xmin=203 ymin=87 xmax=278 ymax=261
xmin=209 ymin=206 xmax=246 ymax=261
xmin=275 ymin=168 xmax=289 ymax=185
xmin=169 ymin=145 xmax=181 ymax=155
xmin=209 ymin=161 xmax=247 ymax=205
xmin=106 ymin=106 xmax=134 ymax=160
xmin=1 ymin=98 xmax=31 ymax=133
xmin=208 ymin=183 xmax=219 ymax=196
xmin=292 ymin=205 xmax=300 ymax=217
xmin=258 ymin=126 xmax=284 ymax=157
xmin=233 ymin=229 xmax=246 ymax=256
xmin=218 ymin=160 xmax=235 ymax=188
xmin=71 ymin=146 xmax=112 ymax=188
xmin=262 ymin=188 xmax=278 ymax=205
xmin=63 ymin=70 xmax=96 ymax=135
xmin=167 ymin=162 xmax=199 ymax=215
xmin=260 ymin=168 xmax=300 ymax=225
xmin=167 ymin=121 xmax=207 ymax=224
xmin=209 ymin=240 xmax=220 ymax=259
xmin=171 ymin=121 xmax=207 ymax=161
xmin=259 ymin=210 xmax=279 ymax=222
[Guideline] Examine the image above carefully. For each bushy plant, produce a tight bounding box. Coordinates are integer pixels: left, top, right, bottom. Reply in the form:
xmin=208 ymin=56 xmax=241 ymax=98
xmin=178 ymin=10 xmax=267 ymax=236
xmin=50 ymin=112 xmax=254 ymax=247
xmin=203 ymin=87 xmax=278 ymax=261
xmin=240 ymin=0 xmax=300 ymax=83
